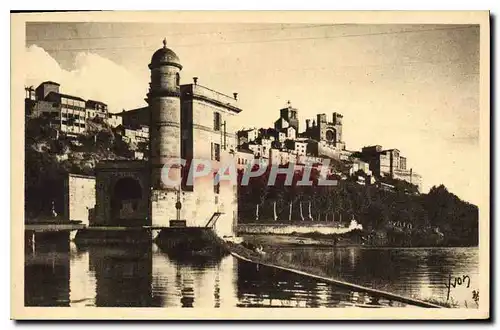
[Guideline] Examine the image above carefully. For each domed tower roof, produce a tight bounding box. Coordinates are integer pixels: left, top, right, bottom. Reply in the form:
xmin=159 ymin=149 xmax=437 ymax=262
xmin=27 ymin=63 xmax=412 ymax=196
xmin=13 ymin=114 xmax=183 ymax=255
xmin=149 ymin=39 xmax=182 ymax=70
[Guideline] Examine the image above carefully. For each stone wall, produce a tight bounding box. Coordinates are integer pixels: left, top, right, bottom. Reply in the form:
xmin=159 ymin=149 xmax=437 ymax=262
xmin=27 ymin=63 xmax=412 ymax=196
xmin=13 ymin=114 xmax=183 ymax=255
xmin=151 ymin=179 xmax=237 ymax=237
xmin=238 ymin=223 xmax=360 ymax=235
xmin=64 ymin=174 xmax=96 ymax=226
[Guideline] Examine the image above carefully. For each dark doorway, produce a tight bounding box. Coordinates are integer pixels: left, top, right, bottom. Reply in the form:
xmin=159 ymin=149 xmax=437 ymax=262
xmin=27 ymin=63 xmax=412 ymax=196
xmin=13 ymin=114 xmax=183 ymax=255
xmin=110 ymin=177 xmax=143 ymax=222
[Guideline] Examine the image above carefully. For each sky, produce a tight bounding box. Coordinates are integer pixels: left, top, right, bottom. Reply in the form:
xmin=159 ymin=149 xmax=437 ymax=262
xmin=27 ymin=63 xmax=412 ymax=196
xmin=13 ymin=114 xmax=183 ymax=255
xmin=24 ymin=22 xmax=481 ymax=204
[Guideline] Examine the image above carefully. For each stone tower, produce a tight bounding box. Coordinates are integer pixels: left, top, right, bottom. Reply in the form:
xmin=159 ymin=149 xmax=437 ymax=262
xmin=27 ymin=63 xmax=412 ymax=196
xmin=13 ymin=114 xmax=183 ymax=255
xmin=316 ymin=112 xmax=343 ymax=148
xmin=147 ymin=39 xmax=183 ymax=190
xmin=279 ymin=100 xmax=299 ymax=132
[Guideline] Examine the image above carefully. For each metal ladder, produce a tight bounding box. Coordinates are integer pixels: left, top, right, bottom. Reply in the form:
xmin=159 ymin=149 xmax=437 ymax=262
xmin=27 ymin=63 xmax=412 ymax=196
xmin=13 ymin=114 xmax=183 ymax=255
xmin=205 ymin=212 xmax=223 ymax=228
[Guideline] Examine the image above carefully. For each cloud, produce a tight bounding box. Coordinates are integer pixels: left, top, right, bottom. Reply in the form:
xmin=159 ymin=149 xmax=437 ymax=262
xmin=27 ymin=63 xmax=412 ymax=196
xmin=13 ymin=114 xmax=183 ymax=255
xmin=25 ymin=45 xmax=148 ymax=112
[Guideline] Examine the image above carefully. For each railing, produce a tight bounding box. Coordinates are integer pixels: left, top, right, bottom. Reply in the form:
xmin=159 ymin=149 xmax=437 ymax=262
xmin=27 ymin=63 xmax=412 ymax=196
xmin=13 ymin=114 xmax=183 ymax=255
xmin=192 ymin=84 xmax=238 ymax=108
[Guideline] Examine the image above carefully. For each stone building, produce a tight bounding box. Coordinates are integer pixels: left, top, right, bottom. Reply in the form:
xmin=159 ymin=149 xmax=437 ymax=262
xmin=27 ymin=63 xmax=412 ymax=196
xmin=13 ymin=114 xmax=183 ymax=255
xmin=117 ymin=106 xmax=149 ymax=128
xmin=25 ymin=81 xmax=115 ymax=135
xmin=237 ymin=128 xmax=258 ymax=146
xmin=269 ymin=148 xmax=297 ymax=166
xmin=284 ymin=139 xmax=308 ymax=156
xmin=236 ymin=149 xmax=254 ymax=168
xmin=92 ymin=40 xmax=242 ymax=237
xmin=246 ymin=142 xmax=264 ymax=158
xmin=115 ymin=125 xmax=150 ymax=145
xmin=85 ymin=100 xmax=109 ymax=120
xmin=274 ymin=100 xmax=299 ymax=132
xmin=107 ymin=113 xmax=123 ymax=128
xmin=360 ymin=145 xmax=422 ymax=191
xmin=303 ymin=112 xmax=345 ymax=150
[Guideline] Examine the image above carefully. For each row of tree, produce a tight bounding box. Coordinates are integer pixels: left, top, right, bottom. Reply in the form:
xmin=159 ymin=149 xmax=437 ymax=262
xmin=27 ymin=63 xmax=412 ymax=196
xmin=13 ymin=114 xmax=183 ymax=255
xmin=237 ymin=165 xmax=478 ymax=246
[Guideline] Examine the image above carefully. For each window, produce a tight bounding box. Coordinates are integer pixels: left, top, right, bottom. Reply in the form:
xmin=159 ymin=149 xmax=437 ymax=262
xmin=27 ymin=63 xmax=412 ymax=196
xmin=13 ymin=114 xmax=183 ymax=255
xmin=176 ymin=72 xmax=180 ymax=86
xmin=213 ymin=112 xmax=221 ymax=131
xmin=214 ymin=173 xmax=220 ymax=194
xmin=400 ymin=157 xmax=407 ymax=170
xmin=212 ymin=143 xmax=220 ymax=161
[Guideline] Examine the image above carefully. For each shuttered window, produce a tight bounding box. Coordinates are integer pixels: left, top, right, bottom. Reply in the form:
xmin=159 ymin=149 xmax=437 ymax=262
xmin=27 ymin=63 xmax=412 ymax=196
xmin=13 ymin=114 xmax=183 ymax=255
xmin=213 ymin=112 xmax=221 ymax=131
xmin=212 ymin=143 xmax=221 ymax=161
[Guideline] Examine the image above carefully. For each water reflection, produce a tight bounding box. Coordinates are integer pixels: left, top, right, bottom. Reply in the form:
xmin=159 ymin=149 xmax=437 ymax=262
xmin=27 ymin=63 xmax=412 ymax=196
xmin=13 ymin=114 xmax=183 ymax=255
xmin=25 ymin=232 xmax=70 ymax=306
xmin=24 ymin=238 xmax=478 ymax=308
xmin=87 ymin=244 xmax=162 ymax=307
xmin=271 ymin=246 xmax=479 ymax=308
xmin=236 ymin=259 xmax=404 ymax=308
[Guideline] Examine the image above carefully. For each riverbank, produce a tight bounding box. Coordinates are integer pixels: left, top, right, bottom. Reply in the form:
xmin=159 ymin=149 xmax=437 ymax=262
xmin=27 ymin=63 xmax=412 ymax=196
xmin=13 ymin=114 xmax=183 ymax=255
xmin=240 ymin=233 xmax=360 ymax=247
xmin=226 ymin=239 xmax=476 ymax=308
xmin=226 ymin=242 xmax=443 ymax=308
xmin=239 ymin=229 xmax=479 ymax=248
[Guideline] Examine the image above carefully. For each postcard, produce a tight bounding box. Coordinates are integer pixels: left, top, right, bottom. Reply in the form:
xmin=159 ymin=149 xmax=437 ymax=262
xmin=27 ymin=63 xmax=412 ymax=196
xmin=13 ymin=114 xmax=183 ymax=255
xmin=11 ymin=10 xmax=490 ymax=320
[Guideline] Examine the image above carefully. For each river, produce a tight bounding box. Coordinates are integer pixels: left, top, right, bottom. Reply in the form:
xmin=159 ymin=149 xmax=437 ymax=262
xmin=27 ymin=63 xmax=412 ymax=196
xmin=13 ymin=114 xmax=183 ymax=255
xmin=24 ymin=240 xmax=478 ymax=308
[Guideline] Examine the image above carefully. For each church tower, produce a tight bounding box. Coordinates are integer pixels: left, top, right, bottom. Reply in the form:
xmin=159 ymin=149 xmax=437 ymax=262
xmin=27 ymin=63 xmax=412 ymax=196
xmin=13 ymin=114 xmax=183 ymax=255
xmin=147 ymin=39 xmax=183 ymax=190
xmin=279 ymin=100 xmax=299 ymax=132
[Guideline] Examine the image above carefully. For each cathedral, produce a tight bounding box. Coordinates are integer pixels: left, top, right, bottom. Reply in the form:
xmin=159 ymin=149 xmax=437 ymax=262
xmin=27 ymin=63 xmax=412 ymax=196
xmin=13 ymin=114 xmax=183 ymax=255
xmin=273 ymin=100 xmax=346 ymax=150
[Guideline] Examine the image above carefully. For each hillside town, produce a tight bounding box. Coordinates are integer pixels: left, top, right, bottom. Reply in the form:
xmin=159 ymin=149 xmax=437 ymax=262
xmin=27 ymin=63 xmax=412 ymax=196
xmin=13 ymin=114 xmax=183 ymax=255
xmin=23 ymin=39 xmax=477 ymax=251
xmin=25 ymin=80 xmax=423 ymax=194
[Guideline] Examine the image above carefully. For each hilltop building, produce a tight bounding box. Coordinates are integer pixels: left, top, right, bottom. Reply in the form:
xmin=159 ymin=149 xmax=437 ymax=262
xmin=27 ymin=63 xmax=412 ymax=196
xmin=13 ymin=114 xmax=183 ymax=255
xmin=359 ymin=145 xmax=422 ymax=191
xmin=274 ymin=100 xmax=299 ymax=132
xmin=303 ymin=112 xmax=345 ymax=150
xmin=25 ymin=81 xmax=123 ymax=136
xmin=237 ymin=128 xmax=259 ymax=145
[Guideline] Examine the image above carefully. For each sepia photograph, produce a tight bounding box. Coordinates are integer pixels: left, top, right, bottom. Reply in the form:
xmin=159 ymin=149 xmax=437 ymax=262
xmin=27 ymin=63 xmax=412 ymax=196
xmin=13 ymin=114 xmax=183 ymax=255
xmin=10 ymin=11 xmax=490 ymax=320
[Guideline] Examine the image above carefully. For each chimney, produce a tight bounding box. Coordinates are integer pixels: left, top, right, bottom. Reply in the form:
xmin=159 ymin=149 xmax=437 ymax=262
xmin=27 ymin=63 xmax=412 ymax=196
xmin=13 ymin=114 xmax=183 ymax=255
xmin=193 ymin=77 xmax=198 ymax=85
xmin=306 ymin=119 xmax=311 ymax=130
xmin=233 ymin=92 xmax=238 ymax=100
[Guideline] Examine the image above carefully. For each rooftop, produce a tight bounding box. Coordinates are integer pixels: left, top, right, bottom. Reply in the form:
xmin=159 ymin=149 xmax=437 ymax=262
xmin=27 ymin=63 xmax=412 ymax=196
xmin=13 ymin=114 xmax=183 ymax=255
xmin=38 ymin=81 xmax=60 ymax=87
xmin=149 ymin=39 xmax=182 ymax=69
xmin=237 ymin=148 xmax=254 ymax=155
xmin=117 ymin=106 xmax=148 ymax=116
xmin=86 ymin=99 xmax=107 ymax=106
xmin=181 ymin=83 xmax=242 ymax=113
xmin=46 ymin=91 xmax=86 ymax=102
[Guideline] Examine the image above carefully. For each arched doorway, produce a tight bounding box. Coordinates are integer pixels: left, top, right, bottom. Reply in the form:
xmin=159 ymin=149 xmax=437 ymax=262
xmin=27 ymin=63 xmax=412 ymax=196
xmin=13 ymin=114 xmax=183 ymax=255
xmin=110 ymin=177 xmax=143 ymax=222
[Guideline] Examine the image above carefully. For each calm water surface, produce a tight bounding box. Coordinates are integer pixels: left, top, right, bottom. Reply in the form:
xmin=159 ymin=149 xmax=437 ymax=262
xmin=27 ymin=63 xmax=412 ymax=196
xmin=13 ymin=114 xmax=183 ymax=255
xmin=25 ymin=239 xmax=478 ymax=308
xmin=270 ymin=246 xmax=479 ymax=308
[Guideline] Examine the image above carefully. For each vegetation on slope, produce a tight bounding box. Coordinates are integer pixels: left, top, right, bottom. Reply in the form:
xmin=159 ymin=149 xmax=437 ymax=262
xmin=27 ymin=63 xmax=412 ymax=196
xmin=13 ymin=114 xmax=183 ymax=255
xmin=237 ymin=165 xmax=478 ymax=247
xmin=24 ymin=116 xmax=137 ymax=219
